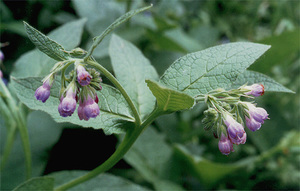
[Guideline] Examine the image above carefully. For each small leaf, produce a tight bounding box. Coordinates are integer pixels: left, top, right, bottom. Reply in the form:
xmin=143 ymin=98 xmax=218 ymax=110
xmin=233 ymin=70 xmax=294 ymax=93
xmin=51 ymin=171 xmax=150 ymax=191
xmin=12 ymin=177 xmax=54 ymax=191
xmin=24 ymin=21 xmax=70 ymax=61
xmin=160 ymin=42 xmax=271 ymax=96
xmin=109 ymin=34 xmax=159 ymax=119
xmin=146 ymin=80 xmax=195 ymax=114
xmin=12 ymin=19 xmax=86 ymax=78
xmin=11 ymin=77 xmax=134 ymax=135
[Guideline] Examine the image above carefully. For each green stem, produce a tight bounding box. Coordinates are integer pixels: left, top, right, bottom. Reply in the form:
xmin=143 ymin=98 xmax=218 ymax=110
xmin=0 ymin=80 xmax=31 ymax=179
xmin=86 ymin=60 xmax=141 ymax=125
xmin=54 ymin=107 xmax=160 ymax=191
xmin=0 ymin=125 xmax=17 ymax=171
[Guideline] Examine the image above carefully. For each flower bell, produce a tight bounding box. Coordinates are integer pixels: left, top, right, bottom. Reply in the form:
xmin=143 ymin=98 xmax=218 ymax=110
xmin=58 ymin=84 xmax=77 ymax=117
xmin=243 ymin=102 xmax=269 ymax=131
xmin=78 ymin=94 xmax=100 ymax=121
xmin=244 ymin=84 xmax=264 ymax=97
xmin=223 ymin=114 xmax=246 ymax=145
xmin=218 ymin=133 xmax=234 ymax=155
xmin=77 ymin=65 xmax=92 ymax=86
xmin=35 ymin=77 xmax=53 ymax=103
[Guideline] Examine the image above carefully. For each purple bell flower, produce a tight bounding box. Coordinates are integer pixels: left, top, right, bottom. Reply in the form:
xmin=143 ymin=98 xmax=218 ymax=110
xmin=35 ymin=79 xmax=52 ymax=103
xmin=58 ymin=87 xmax=77 ymax=117
xmin=78 ymin=94 xmax=100 ymax=121
xmin=244 ymin=84 xmax=264 ymax=97
xmin=244 ymin=102 xmax=269 ymax=131
xmin=218 ymin=133 xmax=234 ymax=155
xmin=77 ymin=65 xmax=92 ymax=86
xmin=224 ymin=114 xmax=246 ymax=145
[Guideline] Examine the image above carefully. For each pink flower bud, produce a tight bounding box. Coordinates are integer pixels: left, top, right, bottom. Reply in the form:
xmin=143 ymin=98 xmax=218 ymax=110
xmin=77 ymin=65 xmax=92 ymax=86
xmin=35 ymin=79 xmax=52 ymax=103
xmin=224 ymin=114 xmax=246 ymax=145
xmin=244 ymin=84 xmax=264 ymax=97
xmin=218 ymin=133 xmax=234 ymax=155
xmin=58 ymin=88 xmax=77 ymax=117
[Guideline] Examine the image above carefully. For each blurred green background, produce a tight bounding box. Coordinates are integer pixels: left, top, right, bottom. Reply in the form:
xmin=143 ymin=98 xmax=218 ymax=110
xmin=1 ymin=0 xmax=299 ymax=190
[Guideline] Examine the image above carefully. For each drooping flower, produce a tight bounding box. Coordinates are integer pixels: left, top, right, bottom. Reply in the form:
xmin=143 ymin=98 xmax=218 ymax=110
xmin=77 ymin=65 xmax=92 ymax=86
xmin=78 ymin=94 xmax=100 ymax=121
xmin=218 ymin=133 xmax=234 ymax=155
xmin=35 ymin=78 xmax=52 ymax=103
xmin=223 ymin=114 xmax=246 ymax=145
xmin=244 ymin=102 xmax=269 ymax=131
xmin=58 ymin=86 xmax=77 ymax=117
xmin=244 ymin=84 xmax=264 ymax=97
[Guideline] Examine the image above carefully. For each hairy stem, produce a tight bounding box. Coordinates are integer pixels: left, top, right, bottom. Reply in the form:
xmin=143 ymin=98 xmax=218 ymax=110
xmin=86 ymin=60 xmax=141 ymax=125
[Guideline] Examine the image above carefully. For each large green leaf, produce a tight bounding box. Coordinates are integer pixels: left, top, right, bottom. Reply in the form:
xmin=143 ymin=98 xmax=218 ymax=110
xmin=11 ymin=77 xmax=134 ymax=135
xmin=232 ymin=70 xmax=294 ymax=93
xmin=11 ymin=19 xmax=86 ymax=78
xmin=1 ymin=111 xmax=62 ymax=190
xmin=24 ymin=21 xmax=70 ymax=61
xmin=146 ymin=80 xmax=194 ymax=114
xmin=12 ymin=177 xmax=54 ymax=191
xmin=50 ymin=171 xmax=149 ymax=191
xmin=124 ymin=127 xmax=184 ymax=191
xmin=160 ymin=42 xmax=271 ymax=96
xmin=109 ymin=34 xmax=159 ymax=120
xmin=174 ymin=144 xmax=250 ymax=187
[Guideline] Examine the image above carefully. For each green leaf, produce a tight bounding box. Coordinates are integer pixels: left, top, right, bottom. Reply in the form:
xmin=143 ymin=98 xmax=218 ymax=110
xmin=1 ymin=111 xmax=63 ymax=190
xmin=233 ymin=70 xmax=294 ymax=93
xmin=50 ymin=171 xmax=149 ymax=191
xmin=174 ymin=144 xmax=250 ymax=187
xmin=146 ymin=80 xmax=194 ymax=114
xmin=12 ymin=19 xmax=86 ymax=78
xmin=86 ymin=4 xmax=152 ymax=58
xmin=12 ymin=177 xmax=54 ymax=191
xmin=109 ymin=34 xmax=159 ymax=119
xmin=124 ymin=127 xmax=184 ymax=191
xmin=160 ymin=42 xmax=271 ymax=96
xmin=24 ymin=21 xmax=70 ymax=61
xmin=11 ymin=77 xmax=134 ymax=135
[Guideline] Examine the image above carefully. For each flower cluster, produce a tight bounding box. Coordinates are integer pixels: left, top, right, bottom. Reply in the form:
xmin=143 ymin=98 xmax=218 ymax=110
xmin=35 ymin=59 xmax=102 ymax=121
xmin=201 ymin=84 xmax=269 ymax=155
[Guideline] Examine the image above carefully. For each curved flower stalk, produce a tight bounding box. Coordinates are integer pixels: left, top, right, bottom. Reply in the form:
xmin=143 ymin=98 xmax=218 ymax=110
xmin=35 ymin=60 xmax=102 ymax=121
xmin=200 ymin=84 xmax=269 ymax=155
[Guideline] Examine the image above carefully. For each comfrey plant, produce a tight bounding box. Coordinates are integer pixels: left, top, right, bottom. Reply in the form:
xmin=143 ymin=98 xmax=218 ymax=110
xmin=11 ymin=5 xmax=294 ymax=191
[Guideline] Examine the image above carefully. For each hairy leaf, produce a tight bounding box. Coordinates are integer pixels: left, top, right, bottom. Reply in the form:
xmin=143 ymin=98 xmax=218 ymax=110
xmin=12 ymin=19 xmax=86 ymax=78
xmin=12 ymin=177 xmax=54 ymax=191
xmin=109 ymin=34 xmax=159 ymax=119
xmin=24 ymin=21 xmax=70 ymax=61
xmin=233 ymin=70 xmax=294 ymax=93
xmin=146 ymin=80 xmax=194 ymax=114
xmin=11 ymin=77 xmax=134 ymax=135
xmin=160 ymin=42 xmax=271 ymax=96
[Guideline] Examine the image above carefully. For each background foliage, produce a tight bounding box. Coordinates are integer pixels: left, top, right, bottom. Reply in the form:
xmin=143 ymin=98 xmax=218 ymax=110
xmin=1 ymin=0 xmax=299 ymax=190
